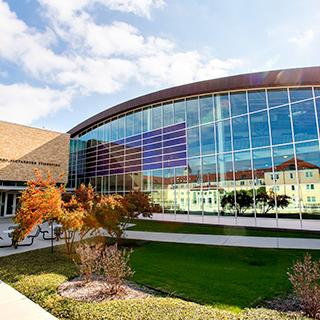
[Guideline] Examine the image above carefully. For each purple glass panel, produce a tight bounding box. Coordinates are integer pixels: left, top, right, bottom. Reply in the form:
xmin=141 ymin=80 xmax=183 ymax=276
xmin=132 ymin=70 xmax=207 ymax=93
xmin=143 ymin=149 xmax=162 ymax=158
xmin=163 ymin=122 xmax=185 ymax=133
xmin=114 ymin=139 xmax=125 ymax=145
xmin=126 ymin=134 xmax=141 ymax=143
xmin=126 ymin=159 xmax=141 ymax=166
xmin=125 ymin=152 xmax=142 ymax=160
xmin=86 ymin=162 xmax=96 ymax=168
xmin=163 ymin=144 xmax=186 ymax=154
xmin=96 ymin=169 xmax=109 ymax=176
xmin=143 ymin=155 xmax=162 ymax=164
xmin=97 ymin=155 xmax=109 ymax=163
xmin=110 ymin=162 xmax=124 ymax=169
xmin=143 ymin=163 xmax=162 ymax=170
xmin=163 ymin=137 xmax=186 ymax=147
xmin=162 ymin=129 xmax=185 ymax=141
xmin=164 ymin=159 xmax=187 ymax=168
xmin=85 ymin=172 xmax=95 ymax=177
xmin=126 ymin=140 xmax=142 ymax=148
xmin=110 ymin=168 xmax=124 ymax=174
xmin=125 ymin=165 xmax=142 ymax=173
xmin=163 ymin=151 xmax=187 ymax=161
xmin=126 ymin=147 xmax=142 ymax=154
xmin=97 ymin=164 xmax=109 ymax=171
xmin=143 ymin=142 xmax=162 ymax=151
xmin=143 ymin=128 xmax=162 ymax=139
xmin=143 ymin=135 xmax=162 ymax=145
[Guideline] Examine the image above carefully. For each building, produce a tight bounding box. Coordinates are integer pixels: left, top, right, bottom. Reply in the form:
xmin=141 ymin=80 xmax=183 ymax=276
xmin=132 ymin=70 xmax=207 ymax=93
xmin=67 ymin=66 xmax=320 ymax=226
xmin=0 ymin=121 xmax=70 ymax=217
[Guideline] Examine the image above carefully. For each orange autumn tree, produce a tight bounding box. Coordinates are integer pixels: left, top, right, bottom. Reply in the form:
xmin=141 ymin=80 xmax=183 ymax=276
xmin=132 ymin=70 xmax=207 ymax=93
xmin=15 ymin=169 xmax=64 ymax=241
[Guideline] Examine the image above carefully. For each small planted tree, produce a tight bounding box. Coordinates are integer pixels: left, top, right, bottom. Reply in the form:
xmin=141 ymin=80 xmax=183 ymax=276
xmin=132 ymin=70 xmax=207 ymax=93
xmin=288 ymin=253 xmax=320 ymax=319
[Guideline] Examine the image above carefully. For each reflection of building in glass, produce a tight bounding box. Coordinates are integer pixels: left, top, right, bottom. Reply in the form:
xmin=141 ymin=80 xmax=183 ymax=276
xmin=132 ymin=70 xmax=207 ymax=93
xmin=68 ymin=67 xmax=320 ymax=224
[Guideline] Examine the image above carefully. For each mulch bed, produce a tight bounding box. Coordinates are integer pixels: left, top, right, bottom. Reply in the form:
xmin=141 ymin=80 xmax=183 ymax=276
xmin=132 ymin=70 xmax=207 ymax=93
xmin=58 ymin=275 xmax=158 ymax=302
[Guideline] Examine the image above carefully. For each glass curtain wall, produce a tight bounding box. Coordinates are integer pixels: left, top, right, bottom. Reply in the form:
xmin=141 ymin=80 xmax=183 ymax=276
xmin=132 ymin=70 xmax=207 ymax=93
xmin=71 ymin=85 xmax=320 ymax=224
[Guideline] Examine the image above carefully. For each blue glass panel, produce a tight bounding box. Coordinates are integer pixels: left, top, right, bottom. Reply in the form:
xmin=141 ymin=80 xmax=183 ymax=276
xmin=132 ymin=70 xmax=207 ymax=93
xmin=316 ymin=98 xmax=320 ymax=130
xmin=163 ymin=144 xmax=186 ymax=154
xmin=142 ymin=108 xmax=151 ymax=132
xmin=143 ymin=128 xmax=162 ymax=139
xmin=295 ymin=141 xmax=320 ymax=170
xmin=269 ymin=105 xmax=292 ymax=145
xmin=248 ymin=90 xmax=266 ymax=112
xmin=163 ymin=129 xmax=185 ymax=141
xmin=289 ymin=87 xmax=313 ymax=102
xmin=163 ymin=102 xmax=174 ymax=127
xmin=174 ymin=99 xmax=185 ymax=123
xmin=143 ymin=163 xmax=162 ymax=170
xmin=230 ymin=91 xmax=247 ymax=116
xmin=125 ymin=113 xmax=134 ymax=137
xmin=152 ymin=105 xmax=162 ymax=130
xmin=143 ymin=149 xmax=162 ymax=157
xmin=214 ymin=94 xmax=229 ymax=120
xmin=143 ymin=142 xmax=162 ymax=151
xmin=163 ymin=151 xmax=186 ymax=161
xmin=201 ymin=123 xmax=215 ymax=155
xmin=216 ymin=120 xmax=232 ymax=153
xmin=273 ymin=144 xmax=295 ymax=171
xmin=164 ymin=159 xmax=187 ymax=168
xmin=133 ymin=110 xmax=143 ymax=135
xmin=315 ymin=87 xmax=320 ymax=98
xmin=186 ymin=98 xmax=199 ymax=127
xmin=126 ymin=134 xmax=141 ymax=143
xmin=144 ymin=135 xmax=162 ymax=145
xmin=163 ymin=137 xmax=186 ymax=147
xmin=199 ymin=95 xmax=213 ymax=124
xmin=111 ymin=118 xmax=118 ymax=141
xmin=232 ymin=116 xmax=250 ymax=150
xmin=291 ymin=100 xmax=318 ymax=142
xmin=126 ymin=140 xmax=142 ymax=148
xmin=250 ymin=111 xmax=270 ymax=148
xmin=163 ymin=122 xmax=185 ymax=133
xmin=118 ymin=116 xmax=125 ymax=139
xmin=187 ymin=127 xmax=200 ymax=157
xmin=144 ymin=155 xmax=162 ymax=164
xmin=267 ymin=89 xmax=288 ymax=108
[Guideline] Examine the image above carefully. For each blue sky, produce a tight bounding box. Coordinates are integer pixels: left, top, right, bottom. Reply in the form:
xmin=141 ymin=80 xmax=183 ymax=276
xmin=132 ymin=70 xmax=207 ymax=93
xmin=0 ymin=0 xmax=319 ymax=133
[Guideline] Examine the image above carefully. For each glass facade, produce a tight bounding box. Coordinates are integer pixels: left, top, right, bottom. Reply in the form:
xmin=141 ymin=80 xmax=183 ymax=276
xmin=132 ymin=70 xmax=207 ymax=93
xmin=68 ymin=86 xmax=320 ymax=223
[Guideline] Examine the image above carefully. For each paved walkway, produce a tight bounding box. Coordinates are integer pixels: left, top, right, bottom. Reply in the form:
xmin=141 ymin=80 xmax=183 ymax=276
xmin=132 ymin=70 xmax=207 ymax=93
xmin=0 ymin=280 xmax=57 ymax=319
xmin=142 ymin=213 xmax=320 ymax=231
xmin=124 ymin=230 xmax=320 ymax=250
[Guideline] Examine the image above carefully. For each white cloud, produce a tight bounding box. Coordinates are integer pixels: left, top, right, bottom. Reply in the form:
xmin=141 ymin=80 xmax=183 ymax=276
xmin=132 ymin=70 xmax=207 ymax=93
xmin=0 ymin=83 xmax=72 ymax=125
xmin=288 ymin=29 xmax=315 ymax=46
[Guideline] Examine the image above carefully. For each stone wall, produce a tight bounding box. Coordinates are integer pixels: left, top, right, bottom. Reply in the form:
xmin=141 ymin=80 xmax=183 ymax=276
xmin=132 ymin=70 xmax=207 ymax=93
xmin=0 ymin=121 xmax=69 ymax=183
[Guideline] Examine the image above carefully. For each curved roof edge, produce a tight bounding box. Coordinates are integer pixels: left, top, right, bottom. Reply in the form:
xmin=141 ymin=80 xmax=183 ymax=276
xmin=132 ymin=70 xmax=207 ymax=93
xmin=68 ymin=66 xmax=320 ymax=137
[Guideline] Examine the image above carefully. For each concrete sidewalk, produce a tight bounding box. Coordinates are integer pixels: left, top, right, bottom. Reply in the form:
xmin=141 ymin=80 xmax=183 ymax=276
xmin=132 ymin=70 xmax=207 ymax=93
xmin=124 ymin=230 xmax=320 ymax=250
xmin=0 ymin=280 xmax=57 ymax=320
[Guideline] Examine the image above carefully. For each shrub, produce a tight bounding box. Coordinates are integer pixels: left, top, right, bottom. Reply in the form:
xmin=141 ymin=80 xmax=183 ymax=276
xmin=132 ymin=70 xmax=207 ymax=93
xmin=100 ymin=244 xmax=134 ymax=294
xmin=288 ymin=253 xmax=320 ymax=319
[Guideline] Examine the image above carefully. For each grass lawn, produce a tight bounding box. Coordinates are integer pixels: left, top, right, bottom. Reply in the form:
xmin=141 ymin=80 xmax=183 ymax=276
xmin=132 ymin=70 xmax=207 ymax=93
xmin=0 ymin=240 xmax=317 ymax=319
xmin=130 ymin=219 xmax=320 ymax=239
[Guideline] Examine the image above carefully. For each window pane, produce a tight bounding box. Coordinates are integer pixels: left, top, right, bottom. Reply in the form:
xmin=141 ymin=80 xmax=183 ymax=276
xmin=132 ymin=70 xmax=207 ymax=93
xmin=315 ymin=87 xmax=320 ymax=98
xmin=250 ymin=111 xmax=270 ymax=148
xmin=163 ymin=102 xmax=174 ymax=127
xmin=316 ymin=98 xmax=320 ymax=132
xmin=269 ymin=106 xmax=292 ymax=145
xmin=186 ymin=97 xmax=199 ymax=127
xmin=201 ymin=123 xmax=215 ymax=155
xmin=199 ymin=95 xmax=213 ymax=124
xmin=248 ymin=90 xmax=267 ymax=112
xmin=230 ymin=91 xmax=247 ymax=116
xmin=126 ymin=113 xmax=134 ymax=137
xmin=295 ymin=141 xmax=320 ymax=214
xmin=215 ymin=94 xmax=230 ymax=120
xmin=142 ymin=108 xmax=151 ymax=132
xmin=290 ymin=87 xmax=313 ymax=102
xmin=163 ymin=168 xmax=174 ymax=213
xmin=152 ymin=105 xmax=162 ymax=130
xmin=216 ymin=120 xmax=232 ymax=153
xmin=187 ymin=127 xmax=200 ymax=157
xmin=175 ymin=167 xmax=188 ymax=214
xmin=267 ymin=89 xmax=289 ymax=108
xmin=111 ymin=119 xmax=118 ymax=141
xmin=188 ymin=157 xmax=202 ymax=215
xmin=133 ymin=110 xmax=142 ymax=135
xmin=174 ymin=99 xmax=186 ymax=123
xmin=118 ymin=116 xmax=125 ymax=139
xmin=104 ymin=122 xmax=110 ymax=142
xmin=232 ymin=116 xmax=250 ymax=150
xmin=291 ymin=100 xmax=318 ymax=142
